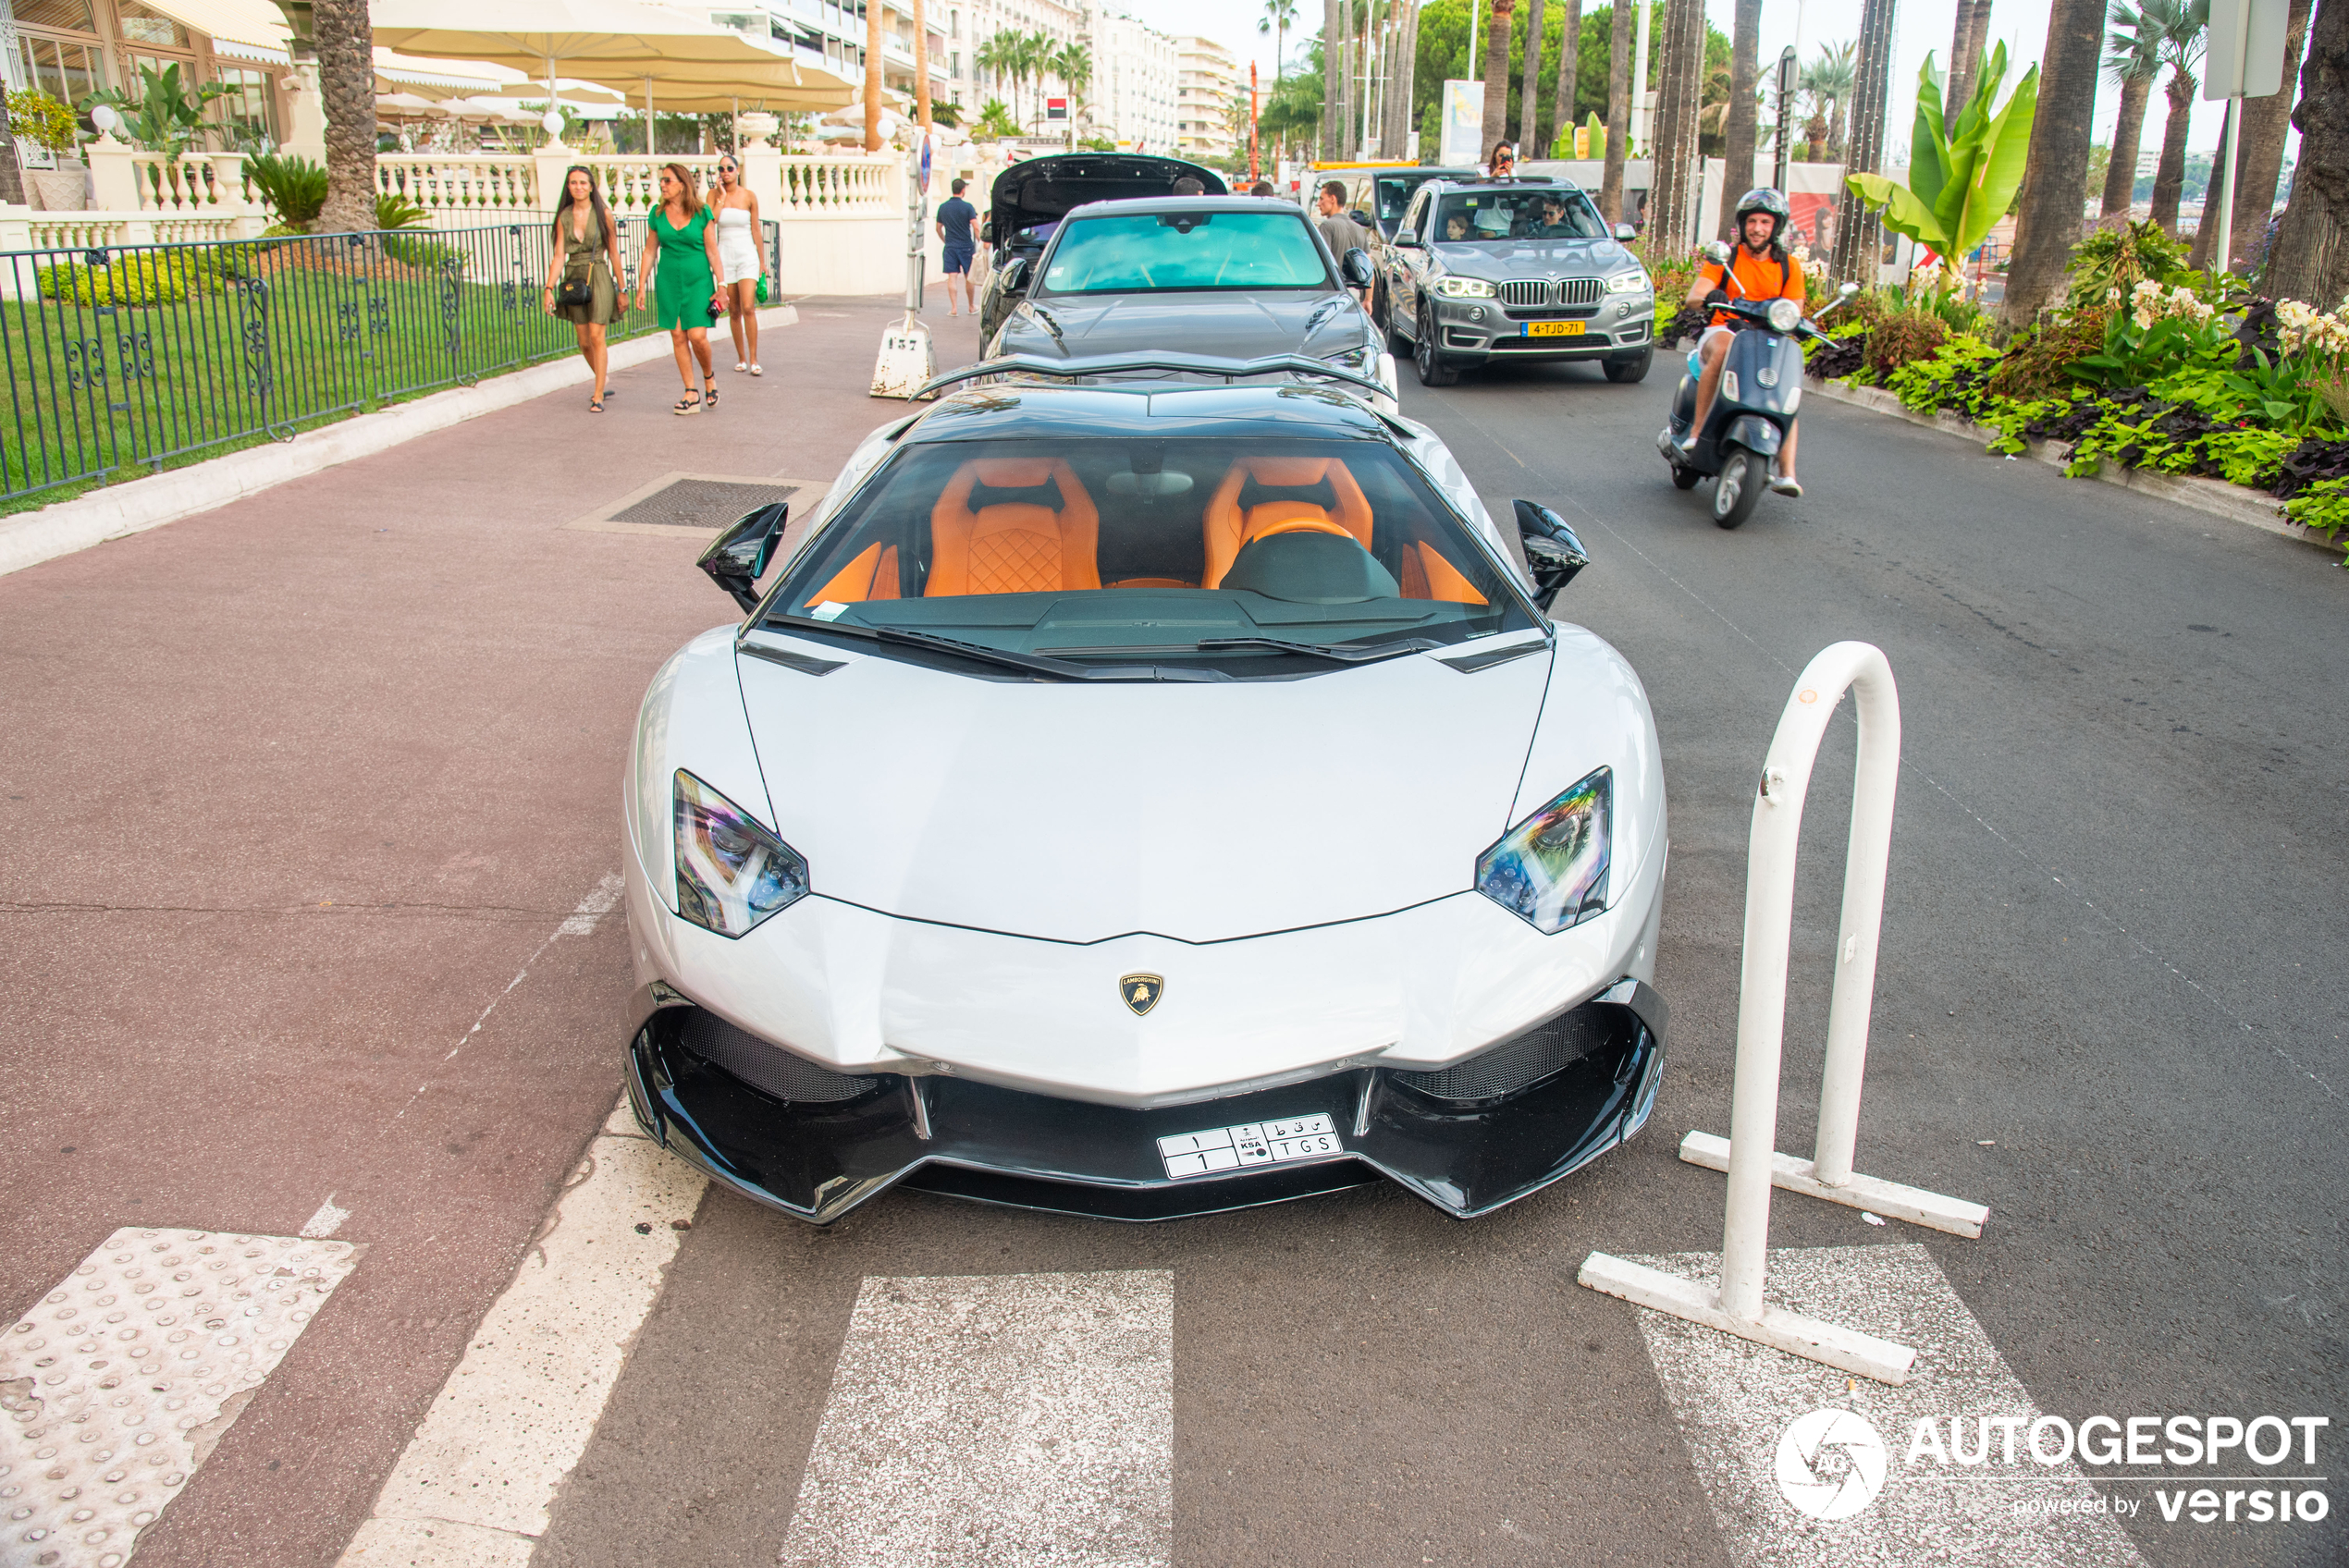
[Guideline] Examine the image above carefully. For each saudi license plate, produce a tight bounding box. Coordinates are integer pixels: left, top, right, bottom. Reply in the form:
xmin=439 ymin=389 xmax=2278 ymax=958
xmin=1157 ymin=1114 xmax=1343 ymax=1179
xmin=1523 ymin=320 xmax=1586 ymax=337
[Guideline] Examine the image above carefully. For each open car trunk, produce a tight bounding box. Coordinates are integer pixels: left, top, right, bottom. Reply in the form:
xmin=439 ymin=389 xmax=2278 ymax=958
xmin=981 ymin=153 xmax=1230 ymax=249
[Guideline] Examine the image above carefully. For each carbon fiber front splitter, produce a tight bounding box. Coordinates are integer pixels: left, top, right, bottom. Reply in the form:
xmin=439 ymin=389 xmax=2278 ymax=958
xmin=623 ymin=984 xmax=1666 ymax=1225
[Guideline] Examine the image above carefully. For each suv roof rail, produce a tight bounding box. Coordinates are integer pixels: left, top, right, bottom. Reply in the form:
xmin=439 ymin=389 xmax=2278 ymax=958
xmin=916 ymin=351 xmax=1389 ymax=400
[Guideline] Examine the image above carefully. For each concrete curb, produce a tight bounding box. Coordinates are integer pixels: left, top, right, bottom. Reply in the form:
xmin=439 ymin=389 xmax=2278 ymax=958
xmin=0 ymin=303 xmax=802 ymax=581
xmin=1809 ymin=377 xmax=2340 ymax=554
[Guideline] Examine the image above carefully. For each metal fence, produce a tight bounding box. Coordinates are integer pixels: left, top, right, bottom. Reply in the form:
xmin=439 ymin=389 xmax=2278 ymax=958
xmin=0 ymin=216 xmax=783 ymax=506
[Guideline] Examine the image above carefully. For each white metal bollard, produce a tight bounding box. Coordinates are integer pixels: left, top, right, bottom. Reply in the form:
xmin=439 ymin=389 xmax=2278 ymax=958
xmin=1580 ymin=643 xmax=1982 ymax=1385
xmin=869 ymin=146 xmax=935 ymax=399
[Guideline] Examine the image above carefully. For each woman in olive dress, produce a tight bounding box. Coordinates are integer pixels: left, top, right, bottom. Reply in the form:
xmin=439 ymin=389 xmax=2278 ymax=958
xmin=543 ymin=165 xmax=628 ymax=413
xmin=633 ymin=163 xmax=727 ymax=415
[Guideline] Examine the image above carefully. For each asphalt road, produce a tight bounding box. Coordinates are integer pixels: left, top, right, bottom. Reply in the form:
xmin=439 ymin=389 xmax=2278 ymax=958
xmin=4 ymin=305 xmax=2341 ymax=1568
xmin=530 ymin=346 xmax=2344 ymax=1567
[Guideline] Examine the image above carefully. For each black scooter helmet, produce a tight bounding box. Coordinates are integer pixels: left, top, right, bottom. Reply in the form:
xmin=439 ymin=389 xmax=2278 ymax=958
xmin=1732 ymin=188 xmax=1792 ymax=249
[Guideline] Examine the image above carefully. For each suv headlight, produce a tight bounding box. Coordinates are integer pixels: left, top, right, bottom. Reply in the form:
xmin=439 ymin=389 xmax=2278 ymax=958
xmin=1767 ymin=297 xmax=1803 ymax=333
xmin=1434 ymin=276 xmax=1495 ymax=298
xmin=674 ymin=769 xmax=809 ymax=937
xmin=1475 ymin=766 xmax=1611 ymax=933
xmin=1605 ymin=270 xmax=1649 ymax=293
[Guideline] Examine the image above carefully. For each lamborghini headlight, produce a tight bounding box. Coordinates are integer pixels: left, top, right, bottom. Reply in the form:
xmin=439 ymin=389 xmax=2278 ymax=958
xmin=1434 ymin=276 xmax=1495 ymax=298
xmin=1605 ymin=269 xmax=1649 ymax=293
xmin=1766 ymin=297 xmax=1803 ymax=333
xmin=1321 ymin=344 xmax=1379 ymax=372
xmin=673 ymin=769 xmax=808 ymax=937
xmin=1475 ymin=766 xmax=1611 ymax=933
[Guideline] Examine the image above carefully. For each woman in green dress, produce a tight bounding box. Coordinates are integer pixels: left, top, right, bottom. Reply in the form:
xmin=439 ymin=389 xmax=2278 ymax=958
xmin=632 ymin=163 xmax=727 ymax=416
xmin=542 ymin=165 xmax=627 ymax=413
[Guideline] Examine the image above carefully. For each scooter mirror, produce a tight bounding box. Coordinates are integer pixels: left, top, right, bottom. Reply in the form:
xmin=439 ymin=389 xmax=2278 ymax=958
xmin=1838 ymin=281 xmax=1861 ymax=299
xmin=1614 ymin=223 xmax=1637 ymax=242
xmin=1703 ymin=241 xmax=1733 ymax=266
xmin=1511 ymin=499 xmax=1590 ymax=608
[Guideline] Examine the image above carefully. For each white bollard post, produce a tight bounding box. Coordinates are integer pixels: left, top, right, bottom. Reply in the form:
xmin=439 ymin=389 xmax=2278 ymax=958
xmin=1580 ymin=641 xmax=1983 ymax=1385
xmin=1677 ymin=643 xmax=1988 ymax=1240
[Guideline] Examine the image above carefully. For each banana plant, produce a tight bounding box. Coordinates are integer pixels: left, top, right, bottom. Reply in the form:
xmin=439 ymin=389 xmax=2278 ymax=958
xmin=1846 ymin=43 xmax=2038 ymax=289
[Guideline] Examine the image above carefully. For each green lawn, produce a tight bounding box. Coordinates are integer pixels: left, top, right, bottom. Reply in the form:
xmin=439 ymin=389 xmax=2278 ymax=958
xmin=1 ymin=235 xmax=667 ymax=514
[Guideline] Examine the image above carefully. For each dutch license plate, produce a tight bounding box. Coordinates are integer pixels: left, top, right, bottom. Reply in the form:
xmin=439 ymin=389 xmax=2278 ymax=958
xmin=1157 ymin=1113 xmax=1342 ymax=1179
xmin=1523 ymin=320 xmax=1586 ymax=337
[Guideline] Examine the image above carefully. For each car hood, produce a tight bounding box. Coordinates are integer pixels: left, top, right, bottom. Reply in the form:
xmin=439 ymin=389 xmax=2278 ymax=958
xmin=1433 ymin=238 xmax=1639 ymax=280
xmin=997 ymin=291 xmax=1374 ymax=362
xmin=989 ymin=153 xmax=1227 ymax=242
xmin=733 ymin=635 xmax=1553 ymax=944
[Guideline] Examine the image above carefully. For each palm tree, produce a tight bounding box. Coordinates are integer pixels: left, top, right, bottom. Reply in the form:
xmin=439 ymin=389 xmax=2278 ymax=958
xmin=312 ymin=0 xmax=375 ymax=233
xmin=2101 ymin=1 xmax=2163 ymax=217
xmin=2265 ymin=0 xmax=2344 ymax=301
xmin=1027 ymin=30 xmax=1055 ymax=130
xmin=1718 ymin=0 xmax=1763 ymax=235
xmin=1260 ymin=0 xmax=1299 ymax=88
xmin=1053 ymin=40 xmax=1091 ymax=144
xmin=1949 ymin=0 xmax=1995 ymax=114
xmin=2138 ymin=0 xmax=2208 ymax=233
xmin=1481 ymin=0 xmax=1517 ymax=157
xmin=1801 ymin=42 xmax=1855 ymax=161
xmin=1549 ymin=0 xmax=1583 ymax=157
xmin=1999 ymin=0 xmax=2109 ymax=325
xmin=2223 ymin=0 xmax=2310 ymax=264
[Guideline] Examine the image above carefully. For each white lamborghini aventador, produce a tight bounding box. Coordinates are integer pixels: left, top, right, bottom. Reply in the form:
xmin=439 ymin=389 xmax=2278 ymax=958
xmin=620 ymin=353 xmax=1668 ymax=1223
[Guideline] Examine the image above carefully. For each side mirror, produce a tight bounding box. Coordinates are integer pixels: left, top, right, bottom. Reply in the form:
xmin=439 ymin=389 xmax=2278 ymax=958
xmin=1340 ymin=247 xmax=1375 ymax=288
xmin=1614 ymin=223 xmax=1637 ymax=242
xmin=1703 ymin=240 xmax=1733 ymax=266
xmin=1394 ymin=227 xmax=1420 ymax=248
xmin=1512 ymin=499 xmax=1589 ymax=607
xmin=698 ymin=501 xmax=788 ymax=612
xmin=999 ymin=254 xmax=1029 ymax=292
xmin=1348 ymin=208 xmax=1373 ymax=227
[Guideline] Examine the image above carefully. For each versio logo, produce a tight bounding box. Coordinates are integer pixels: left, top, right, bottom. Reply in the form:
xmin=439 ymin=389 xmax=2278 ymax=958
xmin=1777 ymin=1409 xmax=1889 ymax=1520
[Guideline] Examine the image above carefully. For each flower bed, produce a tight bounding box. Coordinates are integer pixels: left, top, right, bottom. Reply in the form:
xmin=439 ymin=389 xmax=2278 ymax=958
xmin=1799 ymin=224 xmax=2349 ymax=563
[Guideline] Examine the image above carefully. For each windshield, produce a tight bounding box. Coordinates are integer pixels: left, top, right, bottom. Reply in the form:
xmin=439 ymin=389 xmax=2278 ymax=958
xmin=1039 ymin=211 xmax=1333 ymax=294
xmin=1434 ymin=190 xmax=1605 ymax=242
xmin=765 ymin=436 xmax=1536 ymax=678
xmin=1373 ymin=176 xmax=1432 ymax=227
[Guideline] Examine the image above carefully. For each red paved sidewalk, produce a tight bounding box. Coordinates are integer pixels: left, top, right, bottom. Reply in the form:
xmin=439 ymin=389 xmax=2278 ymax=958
xmin=0 ymin=298 xmax=983 ymax=1568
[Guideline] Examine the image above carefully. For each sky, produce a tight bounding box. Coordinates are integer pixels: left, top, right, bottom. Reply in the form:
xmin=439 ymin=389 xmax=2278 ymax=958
xmin=1123 ymin=0 xmax=2260 ymax=164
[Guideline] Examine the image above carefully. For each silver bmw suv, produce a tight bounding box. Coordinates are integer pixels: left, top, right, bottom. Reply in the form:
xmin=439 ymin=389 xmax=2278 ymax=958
xmin=1378 ymin=177 xmax=1655 ymax=386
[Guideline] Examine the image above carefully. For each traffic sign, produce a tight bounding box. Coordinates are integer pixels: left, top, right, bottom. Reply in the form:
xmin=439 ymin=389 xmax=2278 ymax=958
xmin=2207 ymin=0 xmax=2291 ymax=98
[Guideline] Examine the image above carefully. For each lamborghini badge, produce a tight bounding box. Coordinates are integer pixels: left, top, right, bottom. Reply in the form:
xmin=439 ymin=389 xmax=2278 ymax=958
xmin=1119 ymin=974 xmax=1164 ymax=1016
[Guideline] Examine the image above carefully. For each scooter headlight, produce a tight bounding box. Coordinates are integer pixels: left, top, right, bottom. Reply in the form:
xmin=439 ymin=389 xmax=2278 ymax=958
xmin=674 ymin=769 xmax=809 ymax=937
xmin=1766 ymin=297 xmax=1803 ymax=333
xmin=1475 ymin=766 xmax=1611 ymax=934
xmin=1434 ymin=276 xmax=1496 ymax=298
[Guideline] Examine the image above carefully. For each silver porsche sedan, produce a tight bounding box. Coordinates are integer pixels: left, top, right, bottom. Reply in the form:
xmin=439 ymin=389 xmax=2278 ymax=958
xmin=1378 ymin=177 xmax=1656 ymax=387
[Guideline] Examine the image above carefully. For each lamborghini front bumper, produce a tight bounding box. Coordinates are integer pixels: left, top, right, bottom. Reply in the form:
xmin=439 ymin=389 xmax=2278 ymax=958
xmin=623 ymin=980 xmax=1667 ymax=1224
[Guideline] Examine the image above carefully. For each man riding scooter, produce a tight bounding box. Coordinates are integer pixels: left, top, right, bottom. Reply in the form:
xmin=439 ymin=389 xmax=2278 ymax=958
xmin=1679 ymin=188 xmax=1804 ymax=496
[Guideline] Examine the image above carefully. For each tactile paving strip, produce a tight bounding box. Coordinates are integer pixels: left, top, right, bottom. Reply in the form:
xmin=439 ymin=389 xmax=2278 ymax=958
xmin=0 ymin=1228 xmax=359 ymax=1567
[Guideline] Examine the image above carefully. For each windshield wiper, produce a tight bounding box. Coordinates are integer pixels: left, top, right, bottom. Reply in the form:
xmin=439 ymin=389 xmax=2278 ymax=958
xmin=1042 ymin=636 xmax=1444 ymax=665
xmin=769 ymin=616 xmax=1224 ymax=681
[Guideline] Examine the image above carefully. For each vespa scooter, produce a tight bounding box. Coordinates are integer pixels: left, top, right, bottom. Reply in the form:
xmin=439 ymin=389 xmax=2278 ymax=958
xmin=1658 ymin=255 xmax=1859 ymax=528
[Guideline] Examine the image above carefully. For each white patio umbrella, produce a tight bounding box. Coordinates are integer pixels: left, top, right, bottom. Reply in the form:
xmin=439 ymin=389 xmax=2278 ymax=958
xmin=372 ymin=0 xmax=820 ymax=100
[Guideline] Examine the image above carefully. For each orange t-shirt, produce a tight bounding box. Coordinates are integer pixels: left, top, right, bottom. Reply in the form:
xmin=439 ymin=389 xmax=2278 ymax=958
xmin=1700 ymin=246 xmax=1804 ymax=325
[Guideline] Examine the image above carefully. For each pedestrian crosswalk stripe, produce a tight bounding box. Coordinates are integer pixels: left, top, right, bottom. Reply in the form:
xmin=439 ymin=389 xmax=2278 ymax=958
xmin=1618 ymin=1243 xmax=2144 ymax=1566
xmin=337 ymin=1097 xmax=705 ymax=1566
xmin=777 ymin=1270 xmax=1174 ymax=1568
xmin=0 ymin=1227 xmax=358 ymax=1568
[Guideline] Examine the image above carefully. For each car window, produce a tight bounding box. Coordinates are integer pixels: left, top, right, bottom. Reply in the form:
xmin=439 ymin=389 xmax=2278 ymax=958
xmin=768 ymin=436 xmax=1536 ymax=676
xmin=1039 ymin=211 xmax=1333 ymax=294
xmin=1401 ymin=190 xmax=1430 ymax=237
xmin=1375 ymin=176 xmax=1429 ymax=225
xmin=1434 ymin=190 xmax=1606 ymax=242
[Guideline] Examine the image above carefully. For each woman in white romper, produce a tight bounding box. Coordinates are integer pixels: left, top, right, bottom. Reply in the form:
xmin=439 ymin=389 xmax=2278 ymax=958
xmin=711 ymin=155 xmax=765 ymax=374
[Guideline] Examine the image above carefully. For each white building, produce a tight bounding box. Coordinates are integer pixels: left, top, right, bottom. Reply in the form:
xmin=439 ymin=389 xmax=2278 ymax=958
xmin=941 ymin=0 xmax=1084 ymax=116
xmin=1084 ymin=5 xmax=1178 ymax=153
xmin=1174 ymin=34 xmax=1238 ymax=162
xmin=703 ymin=1 xmax=944 ymax=108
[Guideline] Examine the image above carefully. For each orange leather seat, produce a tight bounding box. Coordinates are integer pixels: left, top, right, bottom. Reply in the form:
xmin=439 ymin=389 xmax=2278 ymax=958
xmin=927 ymin=458 xmax=1101 ymax=596
xmin=1201 ymin=457 xmax=1374 ymax=589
